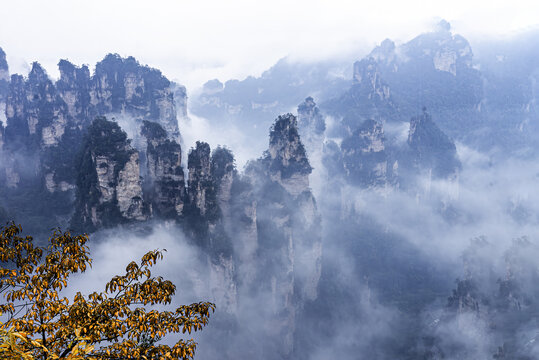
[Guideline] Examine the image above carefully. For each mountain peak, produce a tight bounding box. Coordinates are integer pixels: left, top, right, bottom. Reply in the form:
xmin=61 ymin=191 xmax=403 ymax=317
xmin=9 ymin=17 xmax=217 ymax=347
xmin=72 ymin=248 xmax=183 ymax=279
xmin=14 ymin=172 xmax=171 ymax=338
xmin=29 ymin=62 xmax=48 ymax=82
xmin=266 ymin=114 xmax=312 ymax=195
xmin=368 ymin=39 xmax=397 ymax=65
xmin=408 ymin=110 xmax=461 ymax=178
xmin=436 ymin=19 xmax=451 ymax=32
xmin=0 ymin=47 xmax=7 ymax=72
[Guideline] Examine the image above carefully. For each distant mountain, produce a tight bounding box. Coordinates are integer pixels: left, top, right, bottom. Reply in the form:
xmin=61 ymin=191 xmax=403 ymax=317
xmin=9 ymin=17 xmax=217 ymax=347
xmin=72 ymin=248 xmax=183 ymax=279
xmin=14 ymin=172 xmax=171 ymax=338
xmin=323 ymin=21 xmax=483 ymax=140
xmin=3 ymin=22 xmax=539 ymax=360
xmin=196 ymin=22 xmax=539 ymax=156
xmin=191 ymin=57 xmax=350 ymax=137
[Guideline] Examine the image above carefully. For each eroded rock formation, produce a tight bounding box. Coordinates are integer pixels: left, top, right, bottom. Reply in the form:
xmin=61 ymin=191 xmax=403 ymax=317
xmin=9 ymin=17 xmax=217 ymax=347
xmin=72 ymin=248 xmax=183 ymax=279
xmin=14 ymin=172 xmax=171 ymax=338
xmin=297 ymin=96 xmax=325 ymax=155
xmin=141 ymin=120 xmax=185 ymax=218
xmin=408 ymin=108 xmax=461 ymax=179
xmin=71 ymin=117 xmax=147 ymax=231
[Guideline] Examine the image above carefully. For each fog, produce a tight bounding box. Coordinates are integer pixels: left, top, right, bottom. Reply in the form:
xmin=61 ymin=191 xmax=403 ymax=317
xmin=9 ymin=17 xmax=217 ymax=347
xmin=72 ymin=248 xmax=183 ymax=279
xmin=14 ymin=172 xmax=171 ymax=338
xmin=2 ymin=3 xmax=539 ymax=358
xmin=2 ymin=1 xmax=539 ymax=90
xmin=180 ymin=112 xmax=260 ymax=169
xmin=46 ymin=108 xmax=539 ymax=358
xmin=68 ymin=223 xmax=210 ymax=305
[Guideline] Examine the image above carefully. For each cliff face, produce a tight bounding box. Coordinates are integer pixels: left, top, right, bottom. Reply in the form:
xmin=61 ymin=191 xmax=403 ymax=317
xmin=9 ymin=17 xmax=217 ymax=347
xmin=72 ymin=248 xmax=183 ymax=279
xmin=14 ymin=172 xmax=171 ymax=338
xmin=210 ymin=147 xmax=235 ymax=222
xmin=2 ymin=53 xmax=181 ymax=187
xmin=408 ymin=109 xmax=461 ymax=179
xmin=297 ymin=97 xmax=325 ymax=155
xmin=334 ymin=109 xmax=459 ymax=193
xmin=341 ymin=119 xmax=395 ymax=188
xmin=71 ymin=117 xmax=147 ymax=232
xmin=5 ymin=63 xmax=68 ymax=150
xmin=0 ymin=50 xmax=186 ymax=231
xmin=2 ymin=63 xmax=71 ymax=196
xmin=0 ymin=47 xmax=9 ymax=118
xmin=56 ymin=60 xmax=92 ymax=128
xmin=183 ymin=143 xmax=238 ymax=313
xmin=266 ymin=114 xmax=312 ymax=196
xmin=0 ymin=47 xmax=326 ymax=355
xmin=400 ymin=20 xmax=473 ymax=78
xmin=207 ymin=147 xmax=237 ymax=313
xmin=241 ymin=113 xmax=321 ymax=354
xmin=324 ymin=21 xmax=483 ymax=140
xmin=0 ymin=47 xmax=4 ymax=151
xmin=173 ymin=84 xmax=188 ymax=120
xmin=187 ymin=141 xmax=214 ymax=218
xmin=141 ymin=120 xmax=185 ymax=218
xmin=90 ymin=54 xmax=179 ymax=138
xmin=326 ymin=55 xmax=399 ymax=133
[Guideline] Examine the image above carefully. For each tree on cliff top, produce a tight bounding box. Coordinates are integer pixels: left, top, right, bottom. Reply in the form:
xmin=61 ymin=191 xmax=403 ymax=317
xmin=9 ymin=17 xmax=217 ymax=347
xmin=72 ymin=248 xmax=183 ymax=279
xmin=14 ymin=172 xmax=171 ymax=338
xmin=0 ymin=223 xmax=215 ymax=359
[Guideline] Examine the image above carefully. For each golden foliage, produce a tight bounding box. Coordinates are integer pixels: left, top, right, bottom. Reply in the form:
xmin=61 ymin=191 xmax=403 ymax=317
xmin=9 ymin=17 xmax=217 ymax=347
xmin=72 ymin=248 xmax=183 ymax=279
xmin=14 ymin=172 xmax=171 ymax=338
xmin=0 ymin=223 xmax=215 ymax=359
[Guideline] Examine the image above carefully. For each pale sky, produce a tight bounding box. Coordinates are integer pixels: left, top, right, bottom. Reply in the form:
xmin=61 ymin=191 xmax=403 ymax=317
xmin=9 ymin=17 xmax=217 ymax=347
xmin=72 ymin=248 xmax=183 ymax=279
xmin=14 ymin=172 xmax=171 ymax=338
xmin=0 ymin=0 xmax=538 ymax=90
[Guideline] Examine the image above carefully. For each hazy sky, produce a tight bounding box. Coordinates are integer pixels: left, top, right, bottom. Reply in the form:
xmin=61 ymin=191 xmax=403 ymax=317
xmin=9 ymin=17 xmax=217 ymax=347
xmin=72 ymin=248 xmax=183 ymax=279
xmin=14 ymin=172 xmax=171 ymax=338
xmin=1 ymin=0 xmax=538 ymax=90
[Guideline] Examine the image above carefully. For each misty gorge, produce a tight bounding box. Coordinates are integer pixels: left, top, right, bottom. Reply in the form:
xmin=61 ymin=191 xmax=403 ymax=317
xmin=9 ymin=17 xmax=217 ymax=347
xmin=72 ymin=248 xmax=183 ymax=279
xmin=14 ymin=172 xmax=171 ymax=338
xmin=3 ymin=18 xmax=539 ymax=359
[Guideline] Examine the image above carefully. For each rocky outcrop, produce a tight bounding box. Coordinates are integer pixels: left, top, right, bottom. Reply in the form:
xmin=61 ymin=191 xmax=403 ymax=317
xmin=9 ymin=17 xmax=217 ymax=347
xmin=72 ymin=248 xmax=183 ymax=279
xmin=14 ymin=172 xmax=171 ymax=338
xmin=240 ymin=113 xmax=321 ymax=354
xmin=368 ymin=38 xmax=397 ymax=68
xmin=71 ymin=117 xmax=147 ymax=231
xmin=297 ymin=96 xmax=325 ymax=155
xmin=341 ymin=119 xmax=395 ymax=188
xmin=56 ymin=60 xmax=92 ymax=128
xmin=266 ymin=114 xmax=312 ymax=196
xmin=116 ymin=151 xmax=145 ymax=219
xmin=408 ymin=109 xmax=461 ymax=179
xmin=208 ymin=252 xmax=237 ymax=314
xmin=0 ymin=47 xmax=8 ymax=105
xmin=141 ymin=120 xmax=185 ymax=218
xmin=330 ymin=56 xmax=398 ymax=133
xmin=413 ymin=20 xmax=473 ymax=76
xmin=5 ymin=63 xmax=68 ymax=149
xmin=210 ymin=147 xmax=235 ymax=222
xmin=173 ymin=84 xmax=188 ymax=120
xmin=2 ymin=63 xmax=70 ymax=195
xmin=352 ymin=58 xmax=392 ymax=98
xmin=2 ymin=52 xmax=183 ymax=166
xmin=0 ymin=50 xmax=186 ymax=230
xmin=184 ymin=143 xmax=238 ymax=313
xmin=54 ymin=55 xmax=181 ymax=138
xmin=325 ymin=20 xmax=483 ymax=139
xmin=90 ymin=54 xmax=179 ymax=138
xmin=228 ymin=174 xmax=258 ymax=287
xmin=185 ymin=142 xmax=238 ymax=231
xmin=0 ymin=121 xmax=4 ymax=150
xmin=330 ymin=110 xmax=459 ymax=193
xmin=0 ymin=46 xmax=327 ymax=356
xmin=187 ymin=141 xmax=213 ymax=218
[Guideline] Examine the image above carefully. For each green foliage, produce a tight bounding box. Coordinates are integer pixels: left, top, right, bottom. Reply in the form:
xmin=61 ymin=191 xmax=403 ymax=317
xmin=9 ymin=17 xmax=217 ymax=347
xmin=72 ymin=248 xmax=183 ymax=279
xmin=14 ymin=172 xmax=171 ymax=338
xmin=83 ymin=117 xmax=133 ymax=165
xmin=267 ymin=114 xmax=312 ymax=179
xmin=141 ymin=120 xmax=168 ymax=141
xmin=71 ymin=116 xmax=135 ymax=232
xmin=210 ymin=147 xmax=235 ymax=188
xmin=94 ymin=54 xmax=172 ymax=120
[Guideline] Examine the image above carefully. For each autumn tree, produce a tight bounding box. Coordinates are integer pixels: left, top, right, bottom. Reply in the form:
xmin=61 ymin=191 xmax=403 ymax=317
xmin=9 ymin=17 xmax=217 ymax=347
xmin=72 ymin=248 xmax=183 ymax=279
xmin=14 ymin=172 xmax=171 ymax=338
xmin=0 ymin=223 xmax=215 ymax=359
